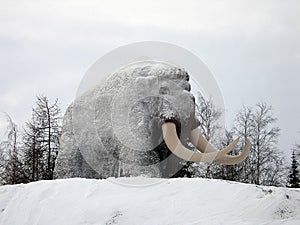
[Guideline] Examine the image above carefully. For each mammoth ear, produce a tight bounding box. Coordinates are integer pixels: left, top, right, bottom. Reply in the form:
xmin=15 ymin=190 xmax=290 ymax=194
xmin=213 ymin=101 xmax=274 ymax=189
xmin=135 ymin=76 xmax=159 ymax=96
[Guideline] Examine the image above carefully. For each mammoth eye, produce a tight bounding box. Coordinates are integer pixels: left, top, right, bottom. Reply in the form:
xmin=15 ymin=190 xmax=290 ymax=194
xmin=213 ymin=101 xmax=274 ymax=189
xmin=159 ymin=86 xmax=170 ymax=95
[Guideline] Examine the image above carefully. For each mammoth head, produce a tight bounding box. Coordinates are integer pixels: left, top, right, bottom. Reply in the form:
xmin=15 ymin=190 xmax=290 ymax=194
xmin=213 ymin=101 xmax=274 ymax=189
xmin=70 ymin=60 xmax=250 ymax=178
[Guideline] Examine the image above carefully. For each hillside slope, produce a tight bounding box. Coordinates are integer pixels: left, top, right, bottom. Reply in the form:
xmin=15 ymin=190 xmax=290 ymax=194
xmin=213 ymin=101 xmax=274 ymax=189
xmin=0 ymin=178 xmax=299 ymax=225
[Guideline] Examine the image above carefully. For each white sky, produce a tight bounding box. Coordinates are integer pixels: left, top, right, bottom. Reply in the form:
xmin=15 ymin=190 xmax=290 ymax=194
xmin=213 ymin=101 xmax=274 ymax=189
xmin=0 ymin=0 xmax=300 ymax=159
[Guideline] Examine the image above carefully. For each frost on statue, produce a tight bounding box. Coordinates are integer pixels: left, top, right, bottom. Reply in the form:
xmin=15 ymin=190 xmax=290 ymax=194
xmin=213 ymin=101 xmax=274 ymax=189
xmin=54 ymin=61 xmax=250 ymax=179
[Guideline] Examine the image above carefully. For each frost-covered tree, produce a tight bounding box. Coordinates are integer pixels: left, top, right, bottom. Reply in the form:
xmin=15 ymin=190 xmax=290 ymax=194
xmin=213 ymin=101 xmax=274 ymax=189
xmin=0 ymin=113 xmax=25 ymax=185
xmin=287 ymin=149 xmax=300 ymax=188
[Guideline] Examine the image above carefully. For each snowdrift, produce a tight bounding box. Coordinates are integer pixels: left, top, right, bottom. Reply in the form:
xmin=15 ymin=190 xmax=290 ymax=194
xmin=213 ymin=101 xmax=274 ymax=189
xmin=0 ymin=178 xmax=299 ymax=225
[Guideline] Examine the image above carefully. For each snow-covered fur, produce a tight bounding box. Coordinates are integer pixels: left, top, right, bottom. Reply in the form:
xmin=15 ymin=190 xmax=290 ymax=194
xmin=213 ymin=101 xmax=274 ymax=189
xmin=54 ymin=61 xmax=198 ymax=179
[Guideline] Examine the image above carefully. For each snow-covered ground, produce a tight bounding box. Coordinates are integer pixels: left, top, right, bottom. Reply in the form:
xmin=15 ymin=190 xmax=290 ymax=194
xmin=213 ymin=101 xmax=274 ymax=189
xmin=0 ymin=178 xmax=299 ymax=225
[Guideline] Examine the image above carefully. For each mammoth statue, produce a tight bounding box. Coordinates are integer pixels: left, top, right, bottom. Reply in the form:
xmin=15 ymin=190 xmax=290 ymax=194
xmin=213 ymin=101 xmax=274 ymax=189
xmin=54 ymin=61 xmax=250 ymax=179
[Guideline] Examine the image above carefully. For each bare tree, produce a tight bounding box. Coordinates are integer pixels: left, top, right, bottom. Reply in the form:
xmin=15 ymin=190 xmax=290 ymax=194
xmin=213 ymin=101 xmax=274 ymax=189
xmin=0 ymin=113 xmax=25 ymax=184
xmin=22 ymin=115 xmax=44 ymax=181
xmin=23 ymin=95 xmax=62 ymax=180
xmin=234 ymin=103 xmax=286 ymax=186
xmin=191 ymin=94 xmax=223 ymax=178
xmin=232 ymin=105 xmax=254 ymax=183
xmin=195 ymin=95 xmax=222 ymax=141
xmin=211 ymin=129 xmax=241 ymax=181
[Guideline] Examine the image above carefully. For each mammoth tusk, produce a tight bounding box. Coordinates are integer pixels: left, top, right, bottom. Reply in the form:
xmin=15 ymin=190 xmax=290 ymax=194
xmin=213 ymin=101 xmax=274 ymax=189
xmin=190 ymin=127 xmax=239 ymax=153
xmin=190 ymin=127 xmax=251 ymax=165
xmin=214 ymin=139 xmax=251 ymax=165
xmin=161 ymin=122 xmax=239 ymax=162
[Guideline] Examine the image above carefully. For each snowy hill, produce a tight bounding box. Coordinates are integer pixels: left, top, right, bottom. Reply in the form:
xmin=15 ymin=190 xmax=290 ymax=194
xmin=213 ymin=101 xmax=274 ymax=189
xmin=0 ymin=178 xmax=299 ymax=225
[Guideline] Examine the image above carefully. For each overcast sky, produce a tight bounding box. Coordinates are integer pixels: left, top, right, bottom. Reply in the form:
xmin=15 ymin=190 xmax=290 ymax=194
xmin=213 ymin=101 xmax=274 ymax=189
xmin=0 ymin=0 xmax=299 ymax=159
